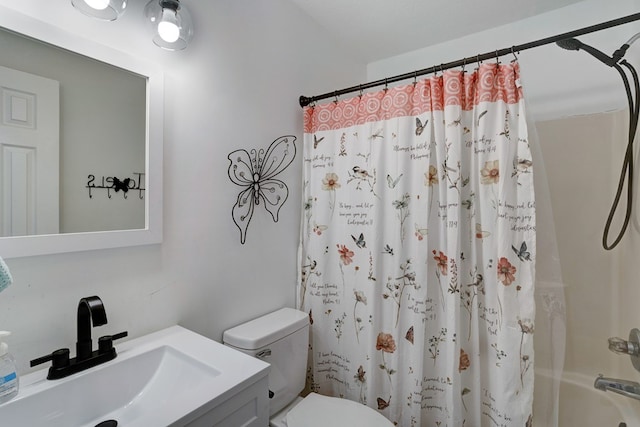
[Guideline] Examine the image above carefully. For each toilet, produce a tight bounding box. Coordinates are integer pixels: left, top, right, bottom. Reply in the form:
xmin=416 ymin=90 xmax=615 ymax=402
xmin=223 ymin=307 xmax=393 ymax=427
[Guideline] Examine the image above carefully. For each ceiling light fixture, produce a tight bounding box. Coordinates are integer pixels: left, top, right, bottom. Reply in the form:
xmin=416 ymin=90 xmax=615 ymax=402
xmin=70 ymin=0 xmax=127 ymax=21
xmin=144 ymin=0 xmax=193 ymax=51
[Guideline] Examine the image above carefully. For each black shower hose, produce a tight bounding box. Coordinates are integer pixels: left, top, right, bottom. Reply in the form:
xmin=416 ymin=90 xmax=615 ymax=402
xmin=602 ymin=59 xmax=640 ymax=250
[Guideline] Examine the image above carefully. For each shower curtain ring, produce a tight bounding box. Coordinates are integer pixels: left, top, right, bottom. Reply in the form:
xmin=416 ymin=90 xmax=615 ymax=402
xmin=333 ymin=91 xmax=338 ymax=104
xmin=384 ymin=78 xmax=388 ymax=91
xmin=358 ymin=84 xmax=363 ymax=98
xmin=476 ymin=54 xmax=482 ymax=70
xmin=440 ymin=63 xmax=444 ymax=74
xmin=462 ymin=57 xmax=467 ymax=73
xmin=413 ymin=70 xmax=418 ymax=85
xmin=495 ymin=50 xmax=500 ymax=65
xmin=511 ymin=46 xmax=518 ymax=62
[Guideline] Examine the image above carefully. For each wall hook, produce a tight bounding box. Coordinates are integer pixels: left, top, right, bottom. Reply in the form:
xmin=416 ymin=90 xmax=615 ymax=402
xmin=86 ymin=173 xmax=145 ymax=199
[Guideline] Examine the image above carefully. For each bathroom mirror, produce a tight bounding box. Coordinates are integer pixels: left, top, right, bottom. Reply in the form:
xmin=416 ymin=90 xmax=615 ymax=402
xmin=0 ymin=6 xmax=163 ymax=258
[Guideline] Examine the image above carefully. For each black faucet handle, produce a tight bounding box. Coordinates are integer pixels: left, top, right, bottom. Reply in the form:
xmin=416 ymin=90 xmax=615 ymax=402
xmin=30 ymin=348 xmax=70 ymax=369
xmin=98 ymin=331 xmax=128 ymax=354
xmin=111 ymin=331 xmax=128 ymax=341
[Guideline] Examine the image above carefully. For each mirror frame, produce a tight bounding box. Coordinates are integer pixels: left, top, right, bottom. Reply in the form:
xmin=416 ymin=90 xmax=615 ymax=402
xmin=0 ymin=6 xmax=163 ymax=258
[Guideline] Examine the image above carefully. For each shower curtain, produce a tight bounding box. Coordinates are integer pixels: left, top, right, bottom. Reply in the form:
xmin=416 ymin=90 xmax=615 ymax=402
xmin=298 ymin=62 xmax=536 ymax=426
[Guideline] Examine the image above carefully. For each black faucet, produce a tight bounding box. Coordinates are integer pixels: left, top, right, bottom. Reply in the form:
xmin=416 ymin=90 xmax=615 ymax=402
xmin=30 ymin=296 xmax=128 ymax=380
xmin=76 ymin=296 xmax=108 ymax=361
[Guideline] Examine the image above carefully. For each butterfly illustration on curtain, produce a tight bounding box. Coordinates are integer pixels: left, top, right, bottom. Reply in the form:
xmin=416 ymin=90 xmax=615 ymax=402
xmin=227 ymin=135 xmax=297 ymax=244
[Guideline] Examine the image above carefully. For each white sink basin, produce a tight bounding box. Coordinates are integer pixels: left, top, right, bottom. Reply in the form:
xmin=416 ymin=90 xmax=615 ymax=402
xmin=0 ymin=326 xmax=270 ymax=427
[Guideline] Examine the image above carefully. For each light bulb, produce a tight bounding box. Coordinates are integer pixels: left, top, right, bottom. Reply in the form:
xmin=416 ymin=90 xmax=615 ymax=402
xmin=158 ymin=8 xmax=180 ymax=43
xmin=84 ymin=0 xmax=110 ymax=10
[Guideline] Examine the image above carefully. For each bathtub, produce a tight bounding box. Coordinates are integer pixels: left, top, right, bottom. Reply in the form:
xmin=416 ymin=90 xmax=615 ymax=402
xmin=534 ymin=370 xmax=640 ymax=427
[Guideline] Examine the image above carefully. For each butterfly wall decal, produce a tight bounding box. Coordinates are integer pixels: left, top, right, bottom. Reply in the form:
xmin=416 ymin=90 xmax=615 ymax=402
xmin=227 ymin=135 xmax=297 ymax=244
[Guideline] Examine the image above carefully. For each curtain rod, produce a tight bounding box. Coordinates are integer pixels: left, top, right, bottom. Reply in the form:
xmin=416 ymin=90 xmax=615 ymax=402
xmin=299 ymin=12 xmax=640 ymax=108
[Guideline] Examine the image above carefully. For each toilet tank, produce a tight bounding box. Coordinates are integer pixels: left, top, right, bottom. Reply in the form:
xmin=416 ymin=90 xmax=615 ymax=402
xmin=223 ymin=308 xmax=309 ymax=416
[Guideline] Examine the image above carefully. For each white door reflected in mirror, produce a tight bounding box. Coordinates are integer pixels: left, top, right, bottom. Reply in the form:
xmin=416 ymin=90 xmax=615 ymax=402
xmin=0 ymin=66 xmax=59 ymax=237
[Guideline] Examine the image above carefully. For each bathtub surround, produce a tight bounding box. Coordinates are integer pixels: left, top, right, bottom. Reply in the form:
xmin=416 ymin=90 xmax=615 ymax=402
xmin=299 ymin=62 xmax=536 ymax=425
xmin=534 ymin=110 xmax=640 ymax=417
xmin=526 ymin=116 xmax=566 ymax=427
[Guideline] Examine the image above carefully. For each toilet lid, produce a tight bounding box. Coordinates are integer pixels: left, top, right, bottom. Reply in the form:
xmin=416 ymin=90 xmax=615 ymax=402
xmin=286 ymin=393 xmax=393 ymax=427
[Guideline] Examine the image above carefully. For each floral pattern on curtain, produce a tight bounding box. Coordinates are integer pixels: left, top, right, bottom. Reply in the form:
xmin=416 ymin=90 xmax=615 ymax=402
xmin=298 ymin=62 xmax=536 ymax=426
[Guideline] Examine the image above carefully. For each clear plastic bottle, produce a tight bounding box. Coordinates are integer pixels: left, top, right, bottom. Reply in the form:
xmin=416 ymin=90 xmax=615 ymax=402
xmin=0 ymin=331 xmax=18 ymax=404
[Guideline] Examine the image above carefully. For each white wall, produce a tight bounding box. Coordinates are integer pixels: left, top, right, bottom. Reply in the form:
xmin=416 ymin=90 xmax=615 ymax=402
xmin=368 ymin=0 xmax=640 ymax=121
xmin=0 ymin=0 xmax=365 ymax=374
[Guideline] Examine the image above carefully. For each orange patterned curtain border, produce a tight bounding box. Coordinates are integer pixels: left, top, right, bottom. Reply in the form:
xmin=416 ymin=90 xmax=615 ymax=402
xmin=303 ymin=62 xmax=523 ymax=134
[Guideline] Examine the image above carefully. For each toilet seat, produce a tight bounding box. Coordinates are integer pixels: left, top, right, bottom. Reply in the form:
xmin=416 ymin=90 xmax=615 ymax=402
xmin=286 ymin=393 xmax=394 ymax=427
